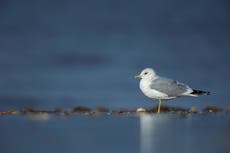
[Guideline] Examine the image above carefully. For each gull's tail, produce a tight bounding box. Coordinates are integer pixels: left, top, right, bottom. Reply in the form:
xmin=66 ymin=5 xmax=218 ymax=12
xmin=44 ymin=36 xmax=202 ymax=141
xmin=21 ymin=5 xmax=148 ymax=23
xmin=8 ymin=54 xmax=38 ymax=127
xmin=191 ymin=90 xmax=210 ymax=96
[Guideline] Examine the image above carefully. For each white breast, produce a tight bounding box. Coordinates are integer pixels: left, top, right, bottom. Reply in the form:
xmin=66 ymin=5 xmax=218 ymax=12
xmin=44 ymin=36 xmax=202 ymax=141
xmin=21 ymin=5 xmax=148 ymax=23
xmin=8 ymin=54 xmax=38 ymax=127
xmin=140 ymin=79 xmax=171 ymax=100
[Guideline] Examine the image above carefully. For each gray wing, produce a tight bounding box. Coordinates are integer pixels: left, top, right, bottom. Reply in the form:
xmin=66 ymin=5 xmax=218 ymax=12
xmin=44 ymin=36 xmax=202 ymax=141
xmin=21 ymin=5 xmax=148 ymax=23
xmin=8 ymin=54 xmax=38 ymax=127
xmin=150 ymin=77 xmax=191 ymax=97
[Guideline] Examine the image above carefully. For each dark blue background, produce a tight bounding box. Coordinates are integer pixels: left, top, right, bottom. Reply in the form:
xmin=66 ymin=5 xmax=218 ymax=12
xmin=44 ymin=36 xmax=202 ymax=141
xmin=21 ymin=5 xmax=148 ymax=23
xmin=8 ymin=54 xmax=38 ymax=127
xmin=0 ymin=0 xmax=229 ymax=109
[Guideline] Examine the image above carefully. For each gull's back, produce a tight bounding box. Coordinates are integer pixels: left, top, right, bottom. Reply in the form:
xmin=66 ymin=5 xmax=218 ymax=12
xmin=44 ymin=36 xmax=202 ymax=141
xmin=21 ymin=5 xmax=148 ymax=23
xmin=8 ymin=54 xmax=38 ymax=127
xmin=150 ymin=77 xmax=191 ymax=97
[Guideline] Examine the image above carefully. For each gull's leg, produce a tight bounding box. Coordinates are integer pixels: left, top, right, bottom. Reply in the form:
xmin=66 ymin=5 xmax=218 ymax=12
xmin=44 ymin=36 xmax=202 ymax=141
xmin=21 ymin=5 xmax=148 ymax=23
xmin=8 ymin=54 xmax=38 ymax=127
xmin=157 ymin=99 xmax=162 ymax=114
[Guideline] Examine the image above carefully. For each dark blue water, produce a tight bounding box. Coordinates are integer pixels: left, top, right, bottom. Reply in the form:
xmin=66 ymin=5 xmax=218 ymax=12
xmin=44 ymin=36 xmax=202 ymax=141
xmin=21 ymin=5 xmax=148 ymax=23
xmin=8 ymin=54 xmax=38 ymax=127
xmin=0 ymin=114 xmax=229 ymax=153
xmin=0 ymin=1 xmax=230 ymax=153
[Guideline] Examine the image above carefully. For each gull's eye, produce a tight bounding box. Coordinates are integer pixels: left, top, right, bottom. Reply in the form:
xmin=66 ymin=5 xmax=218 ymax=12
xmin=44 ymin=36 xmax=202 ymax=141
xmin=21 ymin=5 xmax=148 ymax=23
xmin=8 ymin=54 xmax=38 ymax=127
xmin=144 ymin=72 xmax=148 ymax=75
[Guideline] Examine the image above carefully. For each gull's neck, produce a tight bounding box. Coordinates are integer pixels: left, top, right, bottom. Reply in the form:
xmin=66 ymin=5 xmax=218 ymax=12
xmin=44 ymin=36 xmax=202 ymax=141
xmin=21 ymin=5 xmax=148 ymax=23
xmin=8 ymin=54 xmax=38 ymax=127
xmin=152 ymin=74 xmax=159 ymax=80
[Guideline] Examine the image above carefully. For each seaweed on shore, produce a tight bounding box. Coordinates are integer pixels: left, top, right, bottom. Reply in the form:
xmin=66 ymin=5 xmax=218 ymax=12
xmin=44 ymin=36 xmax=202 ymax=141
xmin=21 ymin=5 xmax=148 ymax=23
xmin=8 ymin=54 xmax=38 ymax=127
xmin=0 ymin=106 xmax=229 ymax=117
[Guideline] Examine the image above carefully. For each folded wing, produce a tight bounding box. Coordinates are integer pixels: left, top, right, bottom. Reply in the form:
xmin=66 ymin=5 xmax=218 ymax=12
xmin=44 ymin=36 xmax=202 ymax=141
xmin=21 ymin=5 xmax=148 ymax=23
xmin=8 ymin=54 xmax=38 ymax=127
xmin=150 ymin=77 xmax=192 ymax=97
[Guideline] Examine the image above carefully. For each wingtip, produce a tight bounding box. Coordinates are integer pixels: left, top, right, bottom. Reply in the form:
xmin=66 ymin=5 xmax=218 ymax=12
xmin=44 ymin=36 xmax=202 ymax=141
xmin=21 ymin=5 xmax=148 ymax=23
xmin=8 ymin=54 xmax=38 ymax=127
xmin=191 ymin=90 xmax=210 ymax=96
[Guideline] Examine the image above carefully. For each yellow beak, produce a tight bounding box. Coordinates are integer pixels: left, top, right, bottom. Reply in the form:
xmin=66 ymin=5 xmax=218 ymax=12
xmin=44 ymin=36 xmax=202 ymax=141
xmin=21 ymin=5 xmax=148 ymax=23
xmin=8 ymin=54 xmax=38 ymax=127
xmin=134 ymin=74 xmax=141 ymax=78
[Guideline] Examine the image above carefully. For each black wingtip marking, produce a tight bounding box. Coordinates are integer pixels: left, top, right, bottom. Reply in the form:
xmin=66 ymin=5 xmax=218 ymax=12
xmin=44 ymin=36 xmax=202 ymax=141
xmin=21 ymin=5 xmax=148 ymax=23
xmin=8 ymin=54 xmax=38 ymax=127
xmin=191 ymin=90 xmax=210 ymax=96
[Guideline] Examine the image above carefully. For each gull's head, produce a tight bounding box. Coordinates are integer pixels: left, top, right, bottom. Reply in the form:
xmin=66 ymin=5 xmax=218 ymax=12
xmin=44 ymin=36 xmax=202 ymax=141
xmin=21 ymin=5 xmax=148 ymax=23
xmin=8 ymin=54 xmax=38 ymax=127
xmin=135 ymin=68 xmax=157 ymax=80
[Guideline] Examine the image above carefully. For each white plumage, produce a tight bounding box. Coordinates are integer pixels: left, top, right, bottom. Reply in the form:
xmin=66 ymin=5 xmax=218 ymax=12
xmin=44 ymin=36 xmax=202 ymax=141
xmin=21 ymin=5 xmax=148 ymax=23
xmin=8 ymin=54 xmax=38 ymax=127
xmin=135 ymin=68 xmax=209 ymax=114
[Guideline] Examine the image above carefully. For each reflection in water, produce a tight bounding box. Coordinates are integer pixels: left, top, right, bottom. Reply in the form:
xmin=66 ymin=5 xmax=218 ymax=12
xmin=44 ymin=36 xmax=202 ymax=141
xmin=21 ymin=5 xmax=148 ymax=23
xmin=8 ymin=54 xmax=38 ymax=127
xmin=140 ymin=114 xmax=230 ymax=153
xmin=140 ymin=114 xmax=156 ymax=153
xmin=140 ymin=115 xmax=172 ymax=153
xmin=140 ymin=114 xmax=188 ymax=153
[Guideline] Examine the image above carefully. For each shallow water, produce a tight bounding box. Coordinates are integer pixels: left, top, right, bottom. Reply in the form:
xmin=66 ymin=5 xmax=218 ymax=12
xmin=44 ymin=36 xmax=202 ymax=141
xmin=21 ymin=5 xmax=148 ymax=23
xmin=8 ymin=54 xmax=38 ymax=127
xmin=0 ymin=114 xmax=229 ymax=153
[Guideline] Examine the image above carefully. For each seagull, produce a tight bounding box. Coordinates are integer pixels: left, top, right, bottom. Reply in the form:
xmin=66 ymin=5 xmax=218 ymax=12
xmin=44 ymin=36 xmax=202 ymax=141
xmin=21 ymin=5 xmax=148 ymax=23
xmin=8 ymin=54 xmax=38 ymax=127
xmin=135 ymin=68 xmax=210 ymax=114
